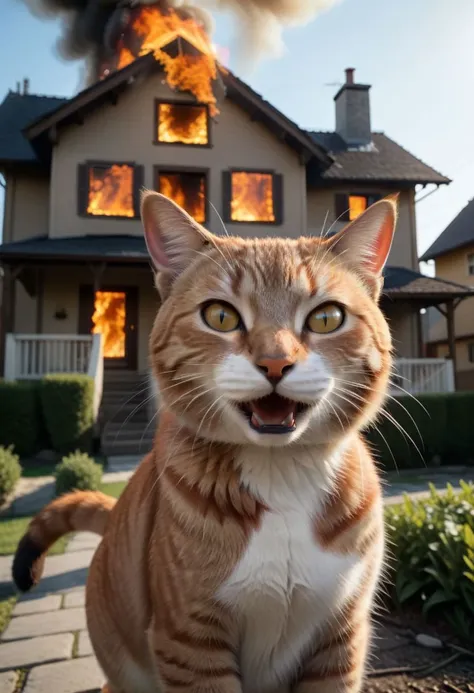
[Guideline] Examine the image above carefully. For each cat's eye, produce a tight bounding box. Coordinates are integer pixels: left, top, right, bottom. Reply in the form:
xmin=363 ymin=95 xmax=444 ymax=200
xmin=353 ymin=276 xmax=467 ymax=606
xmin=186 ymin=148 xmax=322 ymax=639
xmin=306 ymin=303 xmax=345 ymax=334
xmin=201 ymin=302 xmax=242 ymax=333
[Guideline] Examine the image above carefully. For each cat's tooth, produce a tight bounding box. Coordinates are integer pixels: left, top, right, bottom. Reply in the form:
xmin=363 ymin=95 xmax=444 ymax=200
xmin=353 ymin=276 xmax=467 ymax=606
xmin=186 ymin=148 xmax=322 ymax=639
xmin=281 ymin=413 xmax=295 ymax=426
xmin=251 ymin=413 xmax=262 ymax=427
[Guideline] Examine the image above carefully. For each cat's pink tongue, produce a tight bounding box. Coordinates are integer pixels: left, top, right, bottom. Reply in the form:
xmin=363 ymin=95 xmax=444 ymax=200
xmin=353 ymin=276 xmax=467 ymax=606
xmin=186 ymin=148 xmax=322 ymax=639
xmin=249 ymin=394 xmax=296 ymax=427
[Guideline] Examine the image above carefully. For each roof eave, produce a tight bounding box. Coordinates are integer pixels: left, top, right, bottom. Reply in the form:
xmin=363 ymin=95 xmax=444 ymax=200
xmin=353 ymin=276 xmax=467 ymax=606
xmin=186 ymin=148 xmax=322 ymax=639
xmin=420 ymin=237 xmax=474 ymax=263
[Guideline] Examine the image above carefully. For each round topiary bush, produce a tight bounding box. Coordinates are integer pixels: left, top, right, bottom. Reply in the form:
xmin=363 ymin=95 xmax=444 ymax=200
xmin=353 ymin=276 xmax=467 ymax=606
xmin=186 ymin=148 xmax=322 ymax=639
xmin=0 ymin=445 xmax=21 ymax=504
xmin=54 ymin=451 xmax=102 ymax=497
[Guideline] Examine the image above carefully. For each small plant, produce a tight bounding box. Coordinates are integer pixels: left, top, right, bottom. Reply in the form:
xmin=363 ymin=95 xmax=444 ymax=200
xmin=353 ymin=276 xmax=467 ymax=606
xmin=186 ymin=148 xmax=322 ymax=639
xmin=386 ymin=481 xmax=474 ymax=641
xmin=54 ymin=451 xmax=102 ymax=497
xmin=40 ymin=374 xmax=94 ymax=453
xmin=0 ymin=446 xmax=21 ymax=504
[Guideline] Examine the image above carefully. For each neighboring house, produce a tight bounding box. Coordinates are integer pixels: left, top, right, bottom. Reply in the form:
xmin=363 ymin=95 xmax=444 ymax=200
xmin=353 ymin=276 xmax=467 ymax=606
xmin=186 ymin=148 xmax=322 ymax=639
xmin=421 ymin=199 xmax=474 ymax=389
xmin=0 ymin=57 xmax=469 ymax=452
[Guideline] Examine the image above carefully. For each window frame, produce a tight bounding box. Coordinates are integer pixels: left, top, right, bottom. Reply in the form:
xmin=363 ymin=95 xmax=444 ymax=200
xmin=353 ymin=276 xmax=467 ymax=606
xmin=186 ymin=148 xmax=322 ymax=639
xmin=153 ymin=99 xmax=212 ymax=148
xmin=334 ymin=192 xmax=382 ymax=223
xmin=77 ymin=160 xmax=143 ymax=220
xmin=154 ymin=165 xmax=210 ymax=224
xmin=467 ymin=252 xmax=474 ymax=276
xmin=222 ymin=168 xmax=283 ymax=226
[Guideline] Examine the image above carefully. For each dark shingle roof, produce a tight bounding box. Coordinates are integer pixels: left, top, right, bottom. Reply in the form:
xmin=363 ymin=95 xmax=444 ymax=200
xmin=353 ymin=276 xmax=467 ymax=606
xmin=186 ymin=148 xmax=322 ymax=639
xmin=0 ymin=92 xmax=67 ymax=165
xmin=0 ymin=235 xmax=148 ymax=262
xmin=307 ymin=131 xmax=450 ymax=185
xmin=383 ymin=266 xmax=473 ymax=300
xmin=419 ymin=198 xmax=474 ymax=262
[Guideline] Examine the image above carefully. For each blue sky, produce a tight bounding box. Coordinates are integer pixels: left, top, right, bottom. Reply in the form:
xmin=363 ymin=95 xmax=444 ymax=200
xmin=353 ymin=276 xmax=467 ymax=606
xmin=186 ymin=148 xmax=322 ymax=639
xmin=1 ymin=0 xmax=474 ymax=259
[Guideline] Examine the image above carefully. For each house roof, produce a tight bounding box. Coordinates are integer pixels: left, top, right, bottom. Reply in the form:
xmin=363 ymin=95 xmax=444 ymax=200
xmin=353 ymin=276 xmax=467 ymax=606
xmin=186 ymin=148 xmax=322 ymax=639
xmin=307 ymin=131 xmax=450 ymax=185
xmin=0 ymin=235 xmax=149 ymax=263
xmin=419 ymin=197 xmax=474 ymax=262
xmin=0 ymin=91 xmax=67 ymax=165
xmin=382 ymin=266 xmax=474 ymax=301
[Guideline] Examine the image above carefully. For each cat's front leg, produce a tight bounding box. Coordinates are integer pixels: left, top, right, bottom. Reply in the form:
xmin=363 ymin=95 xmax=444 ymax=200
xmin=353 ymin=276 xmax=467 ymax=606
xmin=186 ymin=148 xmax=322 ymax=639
xmin=293 ymin=617 xmax=370 ymax=693
xmin=150 ymin=614 xmax=242 ymax=693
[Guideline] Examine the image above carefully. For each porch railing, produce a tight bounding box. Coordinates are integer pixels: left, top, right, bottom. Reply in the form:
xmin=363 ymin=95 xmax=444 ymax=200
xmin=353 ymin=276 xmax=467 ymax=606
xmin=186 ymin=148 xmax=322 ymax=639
xmin=4 ymin=333 xmax=104 ymax=420
xmin=392 ymin=358 xmax=455 ymax=395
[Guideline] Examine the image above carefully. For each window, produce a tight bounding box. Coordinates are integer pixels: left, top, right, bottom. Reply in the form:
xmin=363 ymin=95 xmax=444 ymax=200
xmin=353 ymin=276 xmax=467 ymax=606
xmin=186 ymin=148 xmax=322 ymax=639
xmin=468 ymin=342 xmax=474 ymax=363
xmin=78 ymin=162 xmax=143 ymax=219
xmin=223 ymin=170 xmax=283 ymax=224
xmin=334 ymin=193 xmax=381 ymax=222
xmin=467 ymin=253 xmax=474 ymax=276
xmin=155 ymin=168 xmax=208 ymax=223
xmin=155 ymin=101 xmax=210 ymax=146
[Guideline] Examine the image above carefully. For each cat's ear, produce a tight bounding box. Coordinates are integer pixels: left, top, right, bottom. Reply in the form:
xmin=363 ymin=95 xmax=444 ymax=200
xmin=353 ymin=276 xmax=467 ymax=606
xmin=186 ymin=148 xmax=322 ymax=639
xmin=141 ymin=190 xmax=214 ymax=278
xmin=326 ymin=194 xmax=398 ymax=298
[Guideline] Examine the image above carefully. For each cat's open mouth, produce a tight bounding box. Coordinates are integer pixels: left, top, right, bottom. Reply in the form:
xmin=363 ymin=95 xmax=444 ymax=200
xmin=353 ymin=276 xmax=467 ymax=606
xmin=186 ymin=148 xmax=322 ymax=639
xmin=238 ymin=393 xmax=308 ymax=434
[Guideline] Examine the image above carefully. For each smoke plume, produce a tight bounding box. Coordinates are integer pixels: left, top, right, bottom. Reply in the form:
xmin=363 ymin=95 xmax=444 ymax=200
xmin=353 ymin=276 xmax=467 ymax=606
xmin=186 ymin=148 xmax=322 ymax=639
xmin=21 ymin=0 xmax=341 ymax=81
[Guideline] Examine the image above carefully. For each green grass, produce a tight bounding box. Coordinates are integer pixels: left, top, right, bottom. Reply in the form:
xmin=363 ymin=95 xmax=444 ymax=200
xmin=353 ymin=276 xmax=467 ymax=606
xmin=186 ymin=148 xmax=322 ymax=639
xmin=0 ymin=516 xmax=68 ymax=556
xmin=0 ymin=597 xmax=16 ymax=634
xmin=99 ymin=481 xmax=127 ymax=499
xmin=20 ymin=462 xmax=56 ymax=478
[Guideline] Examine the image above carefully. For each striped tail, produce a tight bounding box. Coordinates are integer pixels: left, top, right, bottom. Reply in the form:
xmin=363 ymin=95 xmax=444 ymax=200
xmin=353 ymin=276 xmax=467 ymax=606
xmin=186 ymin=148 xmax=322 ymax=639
xmin=12 ymin=491 xmax=117 ymax=593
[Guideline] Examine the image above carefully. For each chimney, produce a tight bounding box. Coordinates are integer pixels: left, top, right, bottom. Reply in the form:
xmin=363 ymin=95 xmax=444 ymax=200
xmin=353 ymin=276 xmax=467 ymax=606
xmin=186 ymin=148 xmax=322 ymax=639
xmin=334 ymin=68 xmax=371 ymax=147
xmin=23 ymin=78 xmax=30 ymax=95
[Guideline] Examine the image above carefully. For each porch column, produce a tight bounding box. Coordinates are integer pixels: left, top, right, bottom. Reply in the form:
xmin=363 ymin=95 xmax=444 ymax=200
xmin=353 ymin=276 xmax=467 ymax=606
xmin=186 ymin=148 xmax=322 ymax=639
xmin=0 ymin=264 xmax=20 ymax=375
xmin=446 ymin=300 xmax=458 ymax=389
xmin=35 ymin=267 xmax=44 ymax=333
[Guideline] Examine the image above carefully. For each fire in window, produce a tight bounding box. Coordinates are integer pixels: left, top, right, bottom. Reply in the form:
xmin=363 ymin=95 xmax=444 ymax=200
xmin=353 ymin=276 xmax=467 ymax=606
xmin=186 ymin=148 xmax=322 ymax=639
xmin=157 ymin=170 xmax=207 ymax=223
xmin=92 ymin=291 xmax=126 ymax=359
xmin=335 ymin=193 xmax=381 ymax=223
xmin=225 ymin=171 xmax=282 ymax=224
xmin=79 ymin=163 xmax=142 ymax=218
xmin=156 ymin=102 xmax=209 ymax=146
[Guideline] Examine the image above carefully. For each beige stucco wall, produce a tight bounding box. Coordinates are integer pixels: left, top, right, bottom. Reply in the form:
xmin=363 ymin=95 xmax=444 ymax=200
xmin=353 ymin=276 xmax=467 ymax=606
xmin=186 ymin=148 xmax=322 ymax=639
xmin=307 ymin=187 xmax=417 ymax=270
xmin=3 ymin=173 xmax=50 ymax=243
xmin=38 ymin=265 xmax=158 ymax=372
xmin=428 ymin=245 xmax=474 ymax=343
xmin=50 ymin=72 xmax=306 ymax=240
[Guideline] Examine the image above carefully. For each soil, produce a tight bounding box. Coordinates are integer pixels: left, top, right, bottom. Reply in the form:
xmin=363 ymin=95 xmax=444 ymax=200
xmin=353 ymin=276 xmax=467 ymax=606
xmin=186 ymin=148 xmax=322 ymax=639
xmin=365 ymin=617 xmax=474 ymax=692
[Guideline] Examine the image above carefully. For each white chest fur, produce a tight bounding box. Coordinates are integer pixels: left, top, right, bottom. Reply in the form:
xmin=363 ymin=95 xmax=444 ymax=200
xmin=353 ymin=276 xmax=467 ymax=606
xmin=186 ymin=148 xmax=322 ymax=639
xmin=217 ymin=447 xmax=364 ymax=693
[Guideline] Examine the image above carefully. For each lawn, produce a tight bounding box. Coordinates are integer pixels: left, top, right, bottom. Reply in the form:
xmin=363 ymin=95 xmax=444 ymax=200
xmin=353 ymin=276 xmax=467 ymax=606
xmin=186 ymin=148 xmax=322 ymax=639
xmin=0 ymin=480 xmax=127 ymax=556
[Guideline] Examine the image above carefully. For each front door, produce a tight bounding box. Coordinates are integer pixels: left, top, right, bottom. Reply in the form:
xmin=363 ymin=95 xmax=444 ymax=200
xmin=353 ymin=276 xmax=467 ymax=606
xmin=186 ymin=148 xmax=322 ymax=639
xmin=79 ymin=285 xmax=138 ymax=370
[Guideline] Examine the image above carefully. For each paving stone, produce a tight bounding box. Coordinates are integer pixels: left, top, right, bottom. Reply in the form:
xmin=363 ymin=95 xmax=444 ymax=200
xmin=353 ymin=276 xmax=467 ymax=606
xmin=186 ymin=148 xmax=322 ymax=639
xmin=23 ymin=656 xmax=103 ymax=693
xmin=66 ymin=534 xmax=101 ymax=554
xmin=2 ymin=607 xmax=86 ymax=641
xmin=0 ymin=671 xmax=16 ymax=693
xmin=77 ymin=630 xmax=93 ymax=657
xmin=14 ymin=594 xmax=62 ymax=616
xmin=64 ymin=591 xmax=85 ymax=609
xmin=0 ymin=632 xmax=74 ymax=670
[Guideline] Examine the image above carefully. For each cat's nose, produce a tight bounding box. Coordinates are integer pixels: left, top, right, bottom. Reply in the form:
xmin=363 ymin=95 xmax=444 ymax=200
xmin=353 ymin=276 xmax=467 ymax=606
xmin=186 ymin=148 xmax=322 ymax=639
xmin=256 ymin=356 xmax=295 ymax=385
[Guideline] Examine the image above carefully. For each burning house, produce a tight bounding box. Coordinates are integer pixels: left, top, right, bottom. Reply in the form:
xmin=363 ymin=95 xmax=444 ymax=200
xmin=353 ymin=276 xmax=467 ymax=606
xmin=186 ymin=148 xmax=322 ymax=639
xmin=1 ymin=1 xmax=468 ymax=454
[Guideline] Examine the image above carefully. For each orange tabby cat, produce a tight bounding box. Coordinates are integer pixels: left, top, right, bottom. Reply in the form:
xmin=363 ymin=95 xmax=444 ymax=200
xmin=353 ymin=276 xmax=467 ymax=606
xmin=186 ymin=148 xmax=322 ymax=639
xmin=13 ymin=191 xmax=397 ymax=693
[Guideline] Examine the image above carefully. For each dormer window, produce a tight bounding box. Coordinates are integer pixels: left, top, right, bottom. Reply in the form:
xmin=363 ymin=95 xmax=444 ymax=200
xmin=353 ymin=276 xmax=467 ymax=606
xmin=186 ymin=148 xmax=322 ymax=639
xmin=78 ymin=161 xmax=143 ymax=219
xmin=155 ymin=101 xmax=210 ymax=146
xmin=335 ymin=193 xmax=381 ymax=222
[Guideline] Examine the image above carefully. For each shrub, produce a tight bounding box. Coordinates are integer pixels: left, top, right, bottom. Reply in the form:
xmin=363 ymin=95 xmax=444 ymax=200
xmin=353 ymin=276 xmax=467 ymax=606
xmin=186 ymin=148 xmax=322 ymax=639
xmin=40 ymin=375 xmax=94 ymax=453
xmin=445 ymin=392 xmax=474 ymax=463
xmin=385 ymin=481 xmax=474 ymax=642
xmin=55 ymin=451 xmax=102 ymax=496
xmin=0 ymin=446 xmax=21 ymax=504
xmin=0 ymin=381 xmax=43 ymax=457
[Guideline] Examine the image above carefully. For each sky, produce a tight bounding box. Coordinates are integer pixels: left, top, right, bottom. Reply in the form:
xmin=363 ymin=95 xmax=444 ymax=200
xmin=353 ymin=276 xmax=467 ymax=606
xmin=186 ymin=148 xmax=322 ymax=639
xmin=1 ymin=0 xmax=474 ymax=265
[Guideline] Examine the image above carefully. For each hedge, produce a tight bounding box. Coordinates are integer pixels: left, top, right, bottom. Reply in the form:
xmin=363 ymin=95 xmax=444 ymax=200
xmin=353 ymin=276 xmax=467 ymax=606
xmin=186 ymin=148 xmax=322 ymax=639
xmin=0 ymin=446 xmax=21 ymax=504
xmin=55 ymin=451 xmax=102 ymax=497
xmin=0 ymin=381 xmax=43 ymax=457
xmin=366 ymin=392 xmax=474 ymax=469
xmin=40 ymin=375 xmax=94 ymax=454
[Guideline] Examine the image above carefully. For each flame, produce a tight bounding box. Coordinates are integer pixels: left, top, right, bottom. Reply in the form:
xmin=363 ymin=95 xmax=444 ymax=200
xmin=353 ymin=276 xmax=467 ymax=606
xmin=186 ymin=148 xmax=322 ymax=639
xmin=87 ymin=164 xmax=134 ymax=218
xmin=230 ymin=172 xmax=275 ymax=223
xmin=159 ymin=172 xmax=206 ymax=223
xmin=112 ymin=6 xmax=218 ymax=115
xmin=158 ymin=103 xmax=208 ymax=145
xmin=348 ymin=195 xmax=368 ymax=221
xmin=92 ymin=292 xmax=126 ymax=359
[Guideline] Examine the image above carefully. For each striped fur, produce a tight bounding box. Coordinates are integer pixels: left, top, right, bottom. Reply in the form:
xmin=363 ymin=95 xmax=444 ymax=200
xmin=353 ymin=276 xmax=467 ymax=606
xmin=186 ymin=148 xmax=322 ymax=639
xmin=13 ymin=193 xmax=398 ymax=693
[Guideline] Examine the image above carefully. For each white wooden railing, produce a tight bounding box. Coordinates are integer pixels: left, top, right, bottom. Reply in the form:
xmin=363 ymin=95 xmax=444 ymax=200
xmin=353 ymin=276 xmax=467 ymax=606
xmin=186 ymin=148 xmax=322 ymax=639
xmin=392 ymin=358 xmax=455 ymax=395
xmin=4 ymin=333 xmax=104 ymax=421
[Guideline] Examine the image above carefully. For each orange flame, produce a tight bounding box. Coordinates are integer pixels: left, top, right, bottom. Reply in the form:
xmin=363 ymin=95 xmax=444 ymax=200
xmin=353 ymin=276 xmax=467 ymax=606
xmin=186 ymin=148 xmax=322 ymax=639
xmin=159 ymin=172 xmax=206 ymax=223
xmin=157 ymin=103 xmax=208 ymax=145
xmin=114 ymin=6 xmax=218 ymax=115
xmin=87 ymin=164 xmax=134 ymax=218
xmin=92 ymin=292 xmax=126 ymax=359
xmin=231 ymin=172 xmax=275 ymax=223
